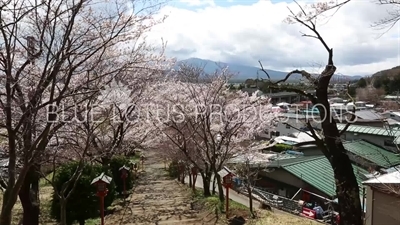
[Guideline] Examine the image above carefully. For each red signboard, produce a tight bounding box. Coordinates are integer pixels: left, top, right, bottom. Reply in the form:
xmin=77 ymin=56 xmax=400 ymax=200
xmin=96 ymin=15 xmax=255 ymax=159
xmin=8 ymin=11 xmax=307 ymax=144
xmin=301 ymin=207 xmax=315 ymax=219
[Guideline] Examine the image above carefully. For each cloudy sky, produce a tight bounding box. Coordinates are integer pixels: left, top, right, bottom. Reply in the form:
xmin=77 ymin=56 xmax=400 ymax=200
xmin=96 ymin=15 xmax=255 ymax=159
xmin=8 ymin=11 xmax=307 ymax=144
xmin=147 ymin=0 xmax=399 ymax=76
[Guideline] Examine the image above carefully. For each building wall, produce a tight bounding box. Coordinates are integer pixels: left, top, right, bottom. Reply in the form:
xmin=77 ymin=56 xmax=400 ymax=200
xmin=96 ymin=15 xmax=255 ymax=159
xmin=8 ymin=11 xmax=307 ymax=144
xmin=365 ymin=186 xmax=400 ymax=225
xmin=259 ymin=169 xmax=330 ymax=200
xmin=341 ymin=132 xmax=397 ymax=152
xmin=275 ymin=120 xmax=302 ymax=137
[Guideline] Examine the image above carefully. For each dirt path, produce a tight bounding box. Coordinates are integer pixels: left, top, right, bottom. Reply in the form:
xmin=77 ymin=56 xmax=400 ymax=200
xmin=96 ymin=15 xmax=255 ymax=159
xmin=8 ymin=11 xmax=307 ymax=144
xmin=105 ymin=151 xmax=208 ymax=225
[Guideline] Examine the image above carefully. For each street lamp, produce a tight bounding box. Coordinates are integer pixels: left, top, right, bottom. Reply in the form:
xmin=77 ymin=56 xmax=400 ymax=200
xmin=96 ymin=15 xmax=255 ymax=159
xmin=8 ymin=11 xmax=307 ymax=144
xmin=218 ymin=167 xmax=234 ymax=219
xmin=119 ymin=165 xmax=130 ymax=197
xmin=91 ymin=173 xmax=112 ymax=225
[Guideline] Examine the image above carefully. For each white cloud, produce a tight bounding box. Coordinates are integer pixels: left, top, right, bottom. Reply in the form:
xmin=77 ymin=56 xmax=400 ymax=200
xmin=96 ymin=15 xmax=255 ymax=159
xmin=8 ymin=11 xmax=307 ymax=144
xmin=149 ymin=0 xmax=400 ymax=76
xmin=179 ymin=0 xmax=215 ymax=7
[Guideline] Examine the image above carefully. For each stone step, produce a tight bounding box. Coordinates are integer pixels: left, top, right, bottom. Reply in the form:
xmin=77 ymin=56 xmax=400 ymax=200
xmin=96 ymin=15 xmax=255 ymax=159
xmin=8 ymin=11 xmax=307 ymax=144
xmin=123 ymin=218 xmax=203 ymax=225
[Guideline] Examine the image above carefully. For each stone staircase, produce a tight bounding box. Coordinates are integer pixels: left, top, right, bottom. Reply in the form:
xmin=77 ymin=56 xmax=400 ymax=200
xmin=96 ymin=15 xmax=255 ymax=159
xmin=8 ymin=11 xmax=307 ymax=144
xmin=105 ymin=153 xmax=211 ymax=225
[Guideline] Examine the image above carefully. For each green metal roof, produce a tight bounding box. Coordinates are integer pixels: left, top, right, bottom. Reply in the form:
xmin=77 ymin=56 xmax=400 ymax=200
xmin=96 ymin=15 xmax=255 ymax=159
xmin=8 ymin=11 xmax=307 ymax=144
xmin=281 ymin=156 xmax=368 ymax=198
xmin=343 ymin=140 xmax=400 ymax=168
xmin=337 ymin=124 xmax=400 ymax=137
xmin=267 ymin=155 xmax=322 ymax=168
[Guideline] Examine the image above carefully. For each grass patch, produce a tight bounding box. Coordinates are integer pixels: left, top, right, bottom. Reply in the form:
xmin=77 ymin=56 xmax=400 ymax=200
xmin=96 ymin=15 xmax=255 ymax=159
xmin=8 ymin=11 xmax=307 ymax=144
xmin=250 ymin=211 xmax=322 ymax=225
xmin=39 ymin=172 xmax=54 ymax=187
xmin=191 ymin=188 xmax=322 ymax=225
xmin=191 ymin=188 xmax=250 ymax=220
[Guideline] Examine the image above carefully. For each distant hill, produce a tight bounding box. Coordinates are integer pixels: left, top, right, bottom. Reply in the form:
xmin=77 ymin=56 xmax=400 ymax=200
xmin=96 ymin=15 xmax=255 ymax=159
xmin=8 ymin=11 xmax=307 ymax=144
xmin=371 ymin=66 xmax=400 ymax=78
xmin=176 ymin=58 xmax=362 ymax=82
xmin=370 ymin=66 xmax=400 ymax=94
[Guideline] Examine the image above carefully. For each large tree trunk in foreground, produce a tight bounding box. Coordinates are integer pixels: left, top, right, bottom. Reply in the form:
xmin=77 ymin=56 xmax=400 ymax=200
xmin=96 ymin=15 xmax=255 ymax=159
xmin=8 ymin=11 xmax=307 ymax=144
xmin=316 ymin=69 xmax=363 ymax=225
xmin=19 ymin=166 xmax=40 ymax=225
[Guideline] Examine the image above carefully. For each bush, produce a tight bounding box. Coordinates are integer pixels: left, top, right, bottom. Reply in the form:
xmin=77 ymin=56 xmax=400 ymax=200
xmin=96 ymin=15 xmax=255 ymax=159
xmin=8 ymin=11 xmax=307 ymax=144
xmin=108 ymin=156 xmax=134 ymax=195
xmin=50 ymin=161 xmax=116 ymax=225
xmin=168 ymin=160 xmax=180 ymax=178
xmin=273 ymin=144 xmax=291 ymax=152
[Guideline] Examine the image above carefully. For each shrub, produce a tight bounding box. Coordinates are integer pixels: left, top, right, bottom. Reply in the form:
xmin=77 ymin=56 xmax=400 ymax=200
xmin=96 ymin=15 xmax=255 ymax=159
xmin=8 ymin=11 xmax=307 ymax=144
xmin=168 ymin=160 xmax=180 ymax=178
xmin=50 ymin=161 xmax=116 ymax=225
xmin=108 ymin=156 xmax=134 ymax=195
xmin=273 ymin=144 xmax=291 ymax=152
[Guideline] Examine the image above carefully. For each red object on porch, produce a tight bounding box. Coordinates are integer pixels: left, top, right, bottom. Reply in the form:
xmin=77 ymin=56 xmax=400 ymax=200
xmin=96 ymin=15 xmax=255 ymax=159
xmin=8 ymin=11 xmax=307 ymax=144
xmin=302 ymin=192 xmax=310 ymax=202
xmin=301 ymin=207 xmax=316 ymax=219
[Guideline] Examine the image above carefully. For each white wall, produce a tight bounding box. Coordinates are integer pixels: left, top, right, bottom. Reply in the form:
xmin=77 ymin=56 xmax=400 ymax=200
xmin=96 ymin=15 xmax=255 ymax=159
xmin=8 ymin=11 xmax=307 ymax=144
xmin=365 ymin=186 xmax=400 ymax=225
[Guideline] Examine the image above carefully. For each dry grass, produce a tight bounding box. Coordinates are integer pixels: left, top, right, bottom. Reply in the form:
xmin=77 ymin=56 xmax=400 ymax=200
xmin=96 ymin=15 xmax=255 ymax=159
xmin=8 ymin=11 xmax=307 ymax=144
xmin=249 ymin=211 xmax=322 ymax=225
xmin=0 ymin=185 xmax=55 ymax=225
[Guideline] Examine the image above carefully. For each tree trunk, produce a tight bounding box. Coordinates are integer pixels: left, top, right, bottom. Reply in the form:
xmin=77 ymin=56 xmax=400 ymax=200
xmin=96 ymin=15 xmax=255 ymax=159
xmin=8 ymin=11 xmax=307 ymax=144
xmin=189 ymin=173 xmax=192 ymax=188
xmin=325 ymin=138 xmax=363 ymax=225
xmin=215 ymin=174 xmax=224 ymax=202
xmin=247 ymin=185 xmax=255 ymax=218
xmin=19 ymin=165 xmax=40 ymax=225
xmin=0 ymin=208 xmax=12 ymax=225
xmin=60 ymin=199 xmax=68 ymax=225
xmin=180 ymin=171 xmax=185 ymax=184
xmin=201 ymin=173 xmax=211 ymax=197
xmin=316 ymin=71 xmax=363 ymax=225
xmin=212 ymin=176 xmax=216 ymax=195
xmin=0 ymin=165 xmax=30 ymax=225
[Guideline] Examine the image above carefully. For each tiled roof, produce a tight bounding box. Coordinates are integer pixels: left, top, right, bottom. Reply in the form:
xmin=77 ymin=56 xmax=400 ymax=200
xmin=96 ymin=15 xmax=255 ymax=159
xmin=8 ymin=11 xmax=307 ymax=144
xmin=337 ymin=124 xmax=400 ymax=137
xmin=279 ymin=156 xmax=368 ymax=197
xmin=343 ymin=140 xmax=400 ymax=168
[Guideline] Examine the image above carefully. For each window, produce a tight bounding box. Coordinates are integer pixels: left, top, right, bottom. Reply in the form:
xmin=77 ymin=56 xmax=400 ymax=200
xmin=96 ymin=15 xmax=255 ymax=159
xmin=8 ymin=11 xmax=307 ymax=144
xmin=275 ymin=131 xmax=280 ymax=136
xmin=384 ymin=139 xmax=397 ymax=147
xmin=390 ymin=114 xmax=395 ymax=118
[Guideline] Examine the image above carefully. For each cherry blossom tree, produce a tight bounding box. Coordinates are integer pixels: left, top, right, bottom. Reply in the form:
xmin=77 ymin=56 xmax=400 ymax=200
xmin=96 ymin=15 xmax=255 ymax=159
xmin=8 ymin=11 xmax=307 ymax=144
xmin=0 ymin=0 xmax=168 ymax=224
xmin=232 ymin=152 xmax=270 ymax=218
xmin=148 ymin=65 xmax=275 ymax=200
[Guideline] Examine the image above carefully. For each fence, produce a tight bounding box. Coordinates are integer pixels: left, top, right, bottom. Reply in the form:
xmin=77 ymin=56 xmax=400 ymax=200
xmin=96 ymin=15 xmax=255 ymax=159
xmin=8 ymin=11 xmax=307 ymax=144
xmin=253 ymin=187 xmax=303 ymax=215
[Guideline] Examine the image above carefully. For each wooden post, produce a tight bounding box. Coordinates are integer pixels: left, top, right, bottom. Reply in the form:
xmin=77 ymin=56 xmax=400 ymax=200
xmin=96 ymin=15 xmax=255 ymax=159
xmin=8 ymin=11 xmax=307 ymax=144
xmin=225 ymin=185 xmax=229 ymax=219
xmin=100 ymin=195 xmax=105 ymax=225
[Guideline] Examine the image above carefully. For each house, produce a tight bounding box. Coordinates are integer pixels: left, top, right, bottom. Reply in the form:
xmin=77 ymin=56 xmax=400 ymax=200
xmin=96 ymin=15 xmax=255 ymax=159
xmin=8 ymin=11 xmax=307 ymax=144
xmin=291 ymin=139 xmax=400 ymax=171
xmin=340 ymin=110 xmax=386 ymax=127
xmin=268 ymin=91 xmax=316 ymax=104
xmin=343 ymin=140 xmax=400 ymax=171
xmin=272 ymin=114 xmax=322 ymax=137
xmin=363 ymin=170 xmax=400 ymax=225
xmin=381 ymin=111 xmax=400 ymax=122
xmin=386 ymin=118 xmax=400 ymax=129
xmin=329 ymin=97 xmax=344 ymax=103
xmin=384 ymin=95 xmax=400 ymax=101
xmin=258 ymin=155 xmax=369 ymax=201
xmin=337 ymin=124 xmax=400 ymax=152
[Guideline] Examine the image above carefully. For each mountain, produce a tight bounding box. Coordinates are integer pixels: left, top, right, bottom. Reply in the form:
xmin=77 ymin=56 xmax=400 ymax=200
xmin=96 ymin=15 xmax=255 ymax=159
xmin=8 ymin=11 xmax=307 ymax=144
xmin=175 ymin=58 xmax=363 ymax=82
xmin=371 ymin=66 xmax=400 ymax=78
